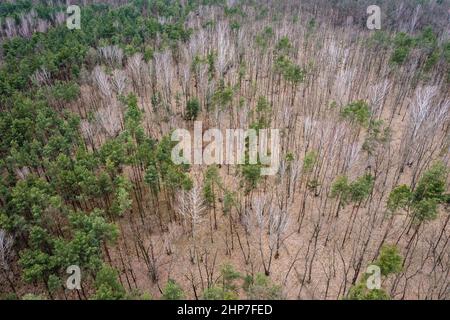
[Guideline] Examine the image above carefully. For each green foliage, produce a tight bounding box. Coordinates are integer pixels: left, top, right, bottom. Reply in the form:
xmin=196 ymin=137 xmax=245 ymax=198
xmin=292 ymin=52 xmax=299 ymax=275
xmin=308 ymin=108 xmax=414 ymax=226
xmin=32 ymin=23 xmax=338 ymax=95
xmin=275 ymin=37 xmax=292 ymax=55
xmin=442 ymin=41 xmax=450 ymax=82
xmin=123 ymin=94 xmax=143 ymax=138
xmin=416 ymin=26 xmax=437 ymax=49
xmin=390 ymin=27 xmax=443 ymax=67
xmin=139 ymin=292 xmax=153 ymax=300
xmin=306 ymin=178 xmax=320 ymax=193
xmin=347 ymin=245 xmax=402 ymax=300
xmin=144 ymin=164 xmax=160 ymax=193
xmin=111 ymin=176 xmax=132 ymax=216
xmin=244 ymin=273 xmax=282 ymax=300
xmin=9 ymin=176 xmax=54 ymax=224
xmin=191 ymin=54 xmax=204 ymax=73
xmin=0 ymin=0 xmax=33 ymax=18
xmin=186 ymin=98 xmax=201 ymax=121
xmin=330 ymin=174 xmax=374 ymax=206
xmin=413 ymin=162 xmax=447 ymax=203
xmin=340 ymin=100 xmax=371 ymax=127
xmin=223 ymin=190 xmax=236 ymax=215
xmin=92 ymin=264 xmax=126 ymax=300
xmin=387 ymin=185 xmax=412 ymax=213
xmin=224 ymin=4 xmax=246 ymax=18
xmin=230 ymin=21 xmax=241 ymax=31
xmin=203 ymin=286 xmax=230 ymax=300
xmin=423 ymin=48 xmax=440 ymax=72
xmin=53 ymin=211 xmax=117 ymax=270
xmin=390 ymin=32 xmax=415 ymax=65
xmin=330 ymin=175 xmax=350 ymax=205
xmin=221 ymin=263 xmax=241 ymax=291
xmin=241 ymin=163 xmax=262 ymax=193
xmin=0 ymin=95 xmax=81 ymax=169
xmin=307 ymin=18 xmax=316 ymax=32
xmin=256 ymin=7 xmax=268 ymax=20
xmin=19 ymin=249 xmax=51 ymax=283
xmin=362 ymin=120 xmax=390 ymax=155
xmin=204 ymin=165 xmax=222 ymax=205
xmin=444 ymin=41 xmax=450 ymax=64
xmin=303 ymin=150 xmax=317 ymax=173
xmin=144 ymin=47 xmax=154 ymax=62
xmin=143 ymin=134 xmax=193 ymax=193
xmin=347 ymin=281 xmax=390 ymax=300
xmin=100 ymin=138 xmax=127 ymax=171
xmin=125 ymin=289 xmax=153 ymax=300
xmin=47 ymin=274 xmax=62 ymax=294
xmin=255 ymin=26 xmax=274 ymax=50
xmin=285 ymin=153 xmax=294 ymax=162
xmin=348 ymin=174 xmax=374 ymax=203
xmin=413 ymin=198 xmax=438 ymax=222
xmin=203 ymin=264 xmax=241 ymax=300
xmin=388 ymin=162 xmax=448 ymax=224
xmin=375 ymin=245 xmax=403 ymax=276
xmin=274 ymin=56 xmax=306 ymax=85
xmin=1 ymin=293 xmax=18 ymax=300
xmin=213 ymin=85 xmax=234 ymax=110
xmin=207 ymin=52 xmax=216 ymax=79
xmin=39 ymin=81 xmax=80 ymax=106
xmin=254 ymin=96 xmax=271 ymax=127
xmin=367 ymin=31 xmax=391 ymax=49
xmin=0 ymin=1 xmax=195 ymax=101
xmin=21 ymin=293 xmax=47 ymax=300
xmin=162 ymin=279 xmax=185 ymax=300
xmin=203 ymin=286 xmax=238 ymax=300
xmin=18 ymin=207 xmax=117 ymax=285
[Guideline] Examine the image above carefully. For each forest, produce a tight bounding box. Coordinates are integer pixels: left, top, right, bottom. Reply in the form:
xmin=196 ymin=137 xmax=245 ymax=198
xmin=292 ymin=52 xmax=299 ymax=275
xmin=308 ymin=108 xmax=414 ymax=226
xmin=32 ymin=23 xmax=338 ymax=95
xmin=0 ymin=0 xmax=449 ymax=300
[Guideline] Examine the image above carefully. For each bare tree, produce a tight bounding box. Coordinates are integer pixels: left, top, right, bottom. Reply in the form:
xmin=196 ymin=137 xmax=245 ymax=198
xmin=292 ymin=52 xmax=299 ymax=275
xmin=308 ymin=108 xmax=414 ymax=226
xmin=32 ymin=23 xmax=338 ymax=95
xmin=0 ymin=229 xmax=15 ymax=293
xmin=269 ymin=200 xmax=290 ymax=259
xmin=98 ymin=45 xmax=124 ymax=67
xmin=92 ymin=66 xmax=112 ymax=97
xmin=0 ymin=229 xmax=13 ymax=271
xmin=176 ymin=185 xmax=206 ymax=239
xmin=111 ymin=69 xmax=128 ymax=95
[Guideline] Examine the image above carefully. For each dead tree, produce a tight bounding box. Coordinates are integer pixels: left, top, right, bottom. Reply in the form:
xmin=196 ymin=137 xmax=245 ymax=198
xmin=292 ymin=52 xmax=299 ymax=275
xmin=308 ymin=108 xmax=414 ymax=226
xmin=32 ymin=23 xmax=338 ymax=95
xmin=0 ymin=230 xmax=15 ymax=294
xmin=176 ymin=185 xmax=206 ymax=239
